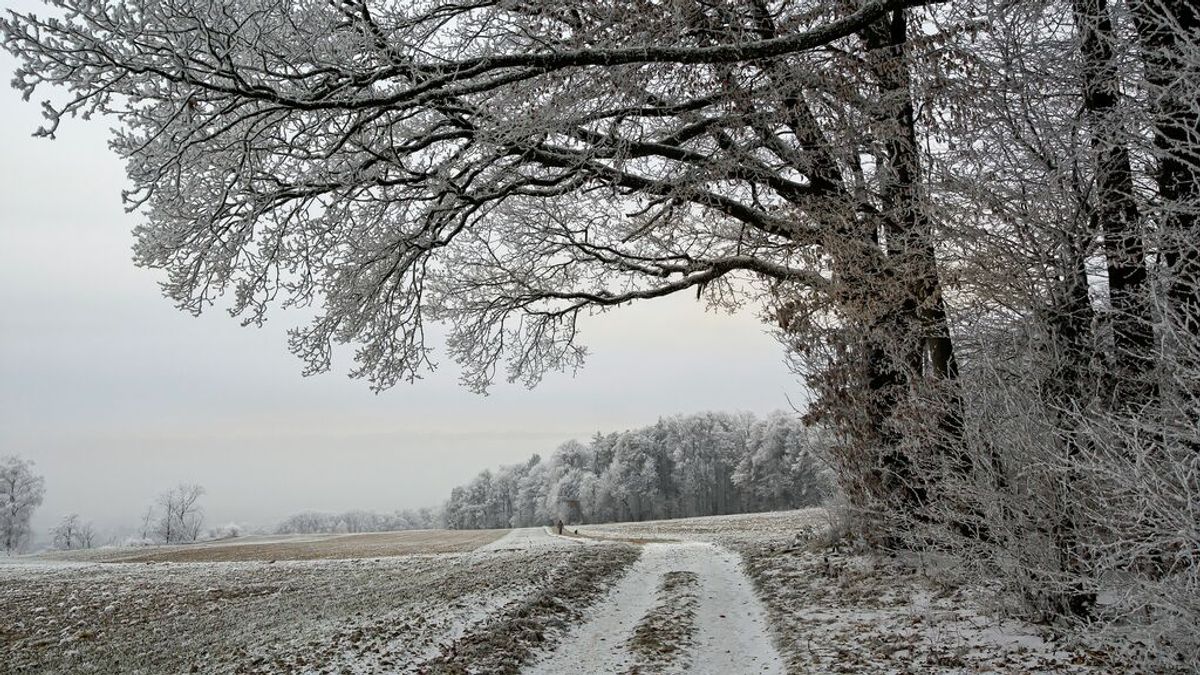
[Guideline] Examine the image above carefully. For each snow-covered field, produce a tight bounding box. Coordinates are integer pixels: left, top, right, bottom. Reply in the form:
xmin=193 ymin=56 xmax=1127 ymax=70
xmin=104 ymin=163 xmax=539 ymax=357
xmin=574 ymin=508 xmax=831 ymax=546
xmin=29 ymin=529 xmax=510 ymax=563
xmin=0 ymin=512 xmax=1164 ymax=673
xmin=0 ymin=529 xmax=636 ymax=674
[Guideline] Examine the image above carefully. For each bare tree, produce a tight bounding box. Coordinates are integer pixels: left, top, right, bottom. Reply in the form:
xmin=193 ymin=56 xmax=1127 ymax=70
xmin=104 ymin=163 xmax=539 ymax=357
xmin=151 ymin=483 xmax=206 ymax=544
xmin=50 ymin=513 xmax=96 ymax=550
xmin=50 ymin=513 xmax=80 ymax=550
xmin=0 ymin=456 xmax=45 ymax=554
xmin=1073 ymin=0 xmax=1154 ymax=397
xmin=79 ymin=521 xmax=96 ymax=549
xmin=138 ymin=505 xmax=156 ymax=543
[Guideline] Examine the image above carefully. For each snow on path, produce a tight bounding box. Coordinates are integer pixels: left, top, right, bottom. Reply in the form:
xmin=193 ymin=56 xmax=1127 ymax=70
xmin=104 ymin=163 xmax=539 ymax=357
xmin=524 ymin=541 xmax=785 ymax=675
xmin=474 ymin=526 xmax=587 ymax=552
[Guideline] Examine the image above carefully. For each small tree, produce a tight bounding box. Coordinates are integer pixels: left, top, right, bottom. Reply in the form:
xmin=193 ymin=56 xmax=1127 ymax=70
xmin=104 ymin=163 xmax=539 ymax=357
xmin=79 ymin=521 xmax=96 ymax=548
xmin=150 ymin=483 xmax=206 ymax=544
xmin=50 ymin=513 xmax=96 ymax=550
xmin=0 ymin=456 xmax=45 ymax=554
xmin=138 ymin=505 xmax=155 ymax=542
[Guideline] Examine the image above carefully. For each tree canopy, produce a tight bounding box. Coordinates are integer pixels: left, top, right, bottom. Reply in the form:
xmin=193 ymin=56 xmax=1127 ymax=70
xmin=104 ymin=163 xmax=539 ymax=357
xmin=4 ymin=0 xmax=938 ymax=392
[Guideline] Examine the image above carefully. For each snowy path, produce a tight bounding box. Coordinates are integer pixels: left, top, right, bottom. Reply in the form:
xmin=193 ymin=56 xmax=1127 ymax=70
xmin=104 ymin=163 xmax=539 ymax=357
xmin=524 ymin=541 xmax=785 ymax=675
xmin=474 ymin=526 xmax=588 ymax=552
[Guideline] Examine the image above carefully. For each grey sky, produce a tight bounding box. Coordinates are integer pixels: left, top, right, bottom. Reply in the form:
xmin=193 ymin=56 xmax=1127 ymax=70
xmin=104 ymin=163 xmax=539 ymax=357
xmin=0 ymin=45 xmax=803 ymax=540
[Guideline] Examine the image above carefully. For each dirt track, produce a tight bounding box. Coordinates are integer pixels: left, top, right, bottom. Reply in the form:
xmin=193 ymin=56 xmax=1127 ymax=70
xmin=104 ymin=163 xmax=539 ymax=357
xmin=525 ymin=540 xmax=784 ymax=675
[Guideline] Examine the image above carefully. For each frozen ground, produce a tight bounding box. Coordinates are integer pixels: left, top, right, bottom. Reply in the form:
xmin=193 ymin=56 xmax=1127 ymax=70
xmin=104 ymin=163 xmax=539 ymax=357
xmin=575 ymin=509 xmax=830 ymax=546
xmin=737 ymin=540 xmax=1112 ymax=673
xmin=577 ymin=510 xmax=1153 ymax=674
xmin=25 ymin=529 xmax=510 ymax=563
xmin=0 ymin=528 xmax=636 ymax=674
xmin=1 ymin=513 xmax=1161 ymax=673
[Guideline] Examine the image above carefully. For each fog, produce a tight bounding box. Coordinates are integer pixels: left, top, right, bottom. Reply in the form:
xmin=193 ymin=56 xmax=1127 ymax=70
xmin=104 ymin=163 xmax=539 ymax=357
xmin=0 ymin=50 xmax=803 ymax=540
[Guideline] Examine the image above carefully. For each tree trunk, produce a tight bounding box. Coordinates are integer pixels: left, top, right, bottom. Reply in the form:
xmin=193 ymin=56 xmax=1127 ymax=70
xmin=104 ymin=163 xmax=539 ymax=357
xmin=1044 ymin=231 xmax=1101 ymax=618
xmin=862 ymin=9 xmax=971 ymax=509
xmin=1130 ymin=0 xmax=1200 ymax=344
xmin=1075 ymin=0 xmax=1156 ymax=402
xmin=771 ymin=7 xmax=964 ymax=532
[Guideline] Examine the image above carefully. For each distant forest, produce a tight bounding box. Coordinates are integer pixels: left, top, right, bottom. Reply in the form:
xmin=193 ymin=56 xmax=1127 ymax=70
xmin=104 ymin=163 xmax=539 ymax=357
xmin=444 ymin=412 xmax=832 ymax=530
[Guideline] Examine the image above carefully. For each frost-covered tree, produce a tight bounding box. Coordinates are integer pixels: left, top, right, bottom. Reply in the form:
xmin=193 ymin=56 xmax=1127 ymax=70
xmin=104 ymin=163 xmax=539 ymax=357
xmin=50 ymin=513 xmax=78 ymax=550
xmin=735 ymin=412 xmax=828 ymax=511
xmin=148 ymin=483 xmax=206 ymax=544
xmin=50 ymin=513 xmax=96 ymax=550
xmin=878 ymin=0 xmax=1200 ymax=649
xmin=1 ymin=0 xmax=964 ymax=522
xmin=0 ymin=0 xmax=916 ymax=390
xmin=276 ymin=507 xmax=439 ymax=533
xmin=513 ymin=456 xmax=551 ymax=526
xmin=445 ymin=411 xmax=830 ymax=528
xmin=0 ymin=456 xmax=45 ymax=554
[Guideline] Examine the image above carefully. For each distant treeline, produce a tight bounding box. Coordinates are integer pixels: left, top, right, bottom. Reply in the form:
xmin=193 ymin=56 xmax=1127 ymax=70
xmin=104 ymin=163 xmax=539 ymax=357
xmin=275 ymin=508 xmax=440 ymax=534
xmin=445 ymin=412 xmax=832 ymax=530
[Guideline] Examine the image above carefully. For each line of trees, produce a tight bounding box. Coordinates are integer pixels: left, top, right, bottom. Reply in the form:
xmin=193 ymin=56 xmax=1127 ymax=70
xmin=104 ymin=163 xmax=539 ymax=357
xmin=275 ymin=507 xmax=440 ymax=534
xmin=1 ymin=455 xmax=190 ymax=552
xmin=444 ymin=412 xmax=832 ymax=530
xmin=4 ymin=0 xmax=1196 ymax=663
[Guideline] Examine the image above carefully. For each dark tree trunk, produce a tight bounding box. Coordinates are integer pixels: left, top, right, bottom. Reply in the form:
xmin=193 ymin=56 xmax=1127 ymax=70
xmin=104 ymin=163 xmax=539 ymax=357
xmin=1130 ymin=0 xmax=1200 ymax=343
xmin=1044 ymin=232 xmax=1101 ymax=618
xmin=768 ymin=7 xmax=965 ymax=531
xmin=1127 ymin=3 xmax=1199 ymax=577
xmin=864 ymin=11 xmax=963 ymax=383
xmin=862 ymin=9 xmax=971 ymax=504
xmin=1075 ymin=0 xmax=1156 ymax=403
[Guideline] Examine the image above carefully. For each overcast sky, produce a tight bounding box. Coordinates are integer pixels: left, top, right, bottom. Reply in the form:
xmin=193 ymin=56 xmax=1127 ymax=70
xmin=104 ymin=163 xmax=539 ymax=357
xmin=0 ymin=46 xmax=804 ymax=540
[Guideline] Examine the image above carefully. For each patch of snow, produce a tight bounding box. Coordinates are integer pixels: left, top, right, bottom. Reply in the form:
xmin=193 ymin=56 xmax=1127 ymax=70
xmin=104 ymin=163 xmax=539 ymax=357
xmin=474 ymin=527 xmax=578 ymax=553
xmin=525 ymin=541 xmax=785 ymax=674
